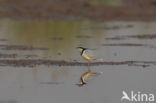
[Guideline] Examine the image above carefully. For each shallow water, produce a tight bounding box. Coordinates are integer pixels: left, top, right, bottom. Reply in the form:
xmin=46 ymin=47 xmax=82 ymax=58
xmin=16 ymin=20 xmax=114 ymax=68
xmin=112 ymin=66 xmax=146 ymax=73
xmin=0 ymin=19 xmax=156 ymax=103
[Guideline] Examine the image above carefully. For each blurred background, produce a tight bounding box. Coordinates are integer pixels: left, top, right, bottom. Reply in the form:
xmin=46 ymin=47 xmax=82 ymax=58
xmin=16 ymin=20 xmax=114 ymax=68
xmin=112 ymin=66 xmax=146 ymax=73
xmin=0 ymin=0 xmax=156 ymax=21
xmin=0 ymin=0 xmax=156 ymax=103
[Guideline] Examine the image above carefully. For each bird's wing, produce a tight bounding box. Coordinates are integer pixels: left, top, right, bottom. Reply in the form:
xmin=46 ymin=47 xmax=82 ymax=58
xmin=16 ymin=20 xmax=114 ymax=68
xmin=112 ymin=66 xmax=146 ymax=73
xmin=82 ymin=72 xmax=101 ymax=82
xmin=83 ymin=50 xmax=95 ymax=58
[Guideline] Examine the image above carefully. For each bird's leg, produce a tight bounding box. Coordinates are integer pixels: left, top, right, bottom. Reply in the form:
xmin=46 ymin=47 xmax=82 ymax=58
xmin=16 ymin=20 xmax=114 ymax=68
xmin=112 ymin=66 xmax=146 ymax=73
xmin=88 ymin=62 xmax=91 ymax=72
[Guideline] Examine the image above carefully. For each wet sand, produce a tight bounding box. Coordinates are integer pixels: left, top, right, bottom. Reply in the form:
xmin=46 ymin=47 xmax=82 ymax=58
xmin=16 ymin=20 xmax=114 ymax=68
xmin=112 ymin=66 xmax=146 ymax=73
xmin=105 ymin=34 xmax=156 ymax=40
xmin=0 ymin=44 xmax=49 ymax=50
xmin=101 ymin=43 xmax=156 ymax=49
xmin=0 ymin=59 xmax=155 ymax=67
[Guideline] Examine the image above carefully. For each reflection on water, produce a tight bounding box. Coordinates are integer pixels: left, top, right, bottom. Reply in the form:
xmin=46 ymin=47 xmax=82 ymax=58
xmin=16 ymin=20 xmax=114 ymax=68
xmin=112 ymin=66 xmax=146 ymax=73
xmin=0 ymin=19 xmax=109 ymax=60
xmin=0 ymin=100 xmax=18 ymax=103
xmin=0 ymin=19 xmax=156 ymax=103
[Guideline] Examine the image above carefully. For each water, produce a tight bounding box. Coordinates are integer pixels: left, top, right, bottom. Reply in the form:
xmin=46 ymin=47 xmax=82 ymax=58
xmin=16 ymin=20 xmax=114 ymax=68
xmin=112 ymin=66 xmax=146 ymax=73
xmin=0 ymin=19 xmax=156 ymax=103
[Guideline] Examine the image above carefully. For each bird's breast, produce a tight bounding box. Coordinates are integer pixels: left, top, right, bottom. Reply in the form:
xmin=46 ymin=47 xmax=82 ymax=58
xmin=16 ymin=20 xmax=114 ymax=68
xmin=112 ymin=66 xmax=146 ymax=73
xmin=82 ymin=54 xmax=95 ymax=61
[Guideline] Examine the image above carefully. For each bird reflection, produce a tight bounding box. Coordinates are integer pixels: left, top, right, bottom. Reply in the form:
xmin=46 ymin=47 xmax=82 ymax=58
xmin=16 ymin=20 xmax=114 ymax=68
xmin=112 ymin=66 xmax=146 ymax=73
xmin=76 ymin=70 xmax=101 ymax=87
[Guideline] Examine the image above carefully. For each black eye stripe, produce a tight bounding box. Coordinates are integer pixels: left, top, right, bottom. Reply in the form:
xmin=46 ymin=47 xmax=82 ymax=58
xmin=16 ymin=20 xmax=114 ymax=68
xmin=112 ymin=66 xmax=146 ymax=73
xmin=81 ymin=49 xmax=85 ymax=55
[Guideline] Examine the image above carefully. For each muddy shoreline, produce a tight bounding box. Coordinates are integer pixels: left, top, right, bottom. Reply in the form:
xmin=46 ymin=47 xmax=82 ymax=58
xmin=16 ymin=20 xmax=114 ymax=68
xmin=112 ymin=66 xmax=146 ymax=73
xmin=0 ymin=0 xmax=156 ymax=21
xmin=0 ymin=59 xmax=154 ymax=67
xmin=105 ymin=34 xmax=156 ymax=40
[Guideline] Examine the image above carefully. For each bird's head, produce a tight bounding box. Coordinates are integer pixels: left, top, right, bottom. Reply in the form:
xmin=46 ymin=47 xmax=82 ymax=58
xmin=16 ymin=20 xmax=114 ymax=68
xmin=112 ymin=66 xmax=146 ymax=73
xmin=77 ymin=47 xmax=87 ymax=49
xmin=77 ymin=47 xmax=87 ymax=51
xmin=77 ymin=47 xmax=87 ymax=54
xmin=76 ymin=79 xmax=87 ymax=87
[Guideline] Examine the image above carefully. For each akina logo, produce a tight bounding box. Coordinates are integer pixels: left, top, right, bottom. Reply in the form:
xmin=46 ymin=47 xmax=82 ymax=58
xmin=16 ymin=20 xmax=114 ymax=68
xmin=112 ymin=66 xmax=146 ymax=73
xmin=121 ymin=91 xmax=154 ymax=103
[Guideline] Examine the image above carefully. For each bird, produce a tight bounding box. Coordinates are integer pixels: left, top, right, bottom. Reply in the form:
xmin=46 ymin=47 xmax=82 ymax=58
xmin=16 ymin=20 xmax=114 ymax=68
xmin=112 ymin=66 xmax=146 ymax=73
xmin=76 ymin=76 xmax=86 ymax=87
xmin=77 ymin=47 xmax=96 ymax=70
xmin=76 ymin=70 xmax=99 ymax=87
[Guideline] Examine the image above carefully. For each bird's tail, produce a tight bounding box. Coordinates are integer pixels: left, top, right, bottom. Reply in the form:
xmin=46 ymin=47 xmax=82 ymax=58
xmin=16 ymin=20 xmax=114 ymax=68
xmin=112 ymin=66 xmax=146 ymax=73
xmin=89 ymin=57 xmax=96 ymax=61
xmin=96 ymin=58 xmax=104 ymax=61
xmin=91 ymin=71 xmax=103 ymax=75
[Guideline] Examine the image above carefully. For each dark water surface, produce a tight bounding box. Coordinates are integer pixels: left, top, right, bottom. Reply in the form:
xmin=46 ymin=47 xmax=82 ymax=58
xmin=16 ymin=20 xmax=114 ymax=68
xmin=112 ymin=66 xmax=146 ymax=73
xmin=0 ymin=19 xmax=156 ymax=103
